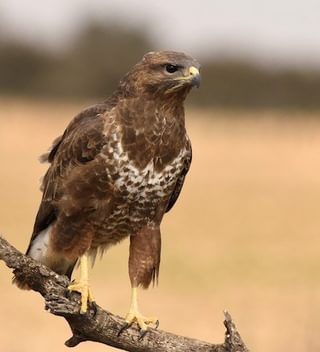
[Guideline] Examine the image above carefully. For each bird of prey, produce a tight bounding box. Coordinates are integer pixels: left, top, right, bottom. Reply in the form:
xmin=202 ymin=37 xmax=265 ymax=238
xmin=14 ymin=50 xmax=200 ymax=332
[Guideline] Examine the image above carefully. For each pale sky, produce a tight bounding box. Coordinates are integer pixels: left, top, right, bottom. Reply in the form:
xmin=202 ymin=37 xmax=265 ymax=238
xmin=1 ymin=0 xmax=320 ymax=68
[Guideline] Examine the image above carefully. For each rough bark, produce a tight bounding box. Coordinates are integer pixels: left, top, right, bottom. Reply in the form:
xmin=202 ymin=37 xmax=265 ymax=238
xmin=0 ymin=235 xmax=249 ymax=352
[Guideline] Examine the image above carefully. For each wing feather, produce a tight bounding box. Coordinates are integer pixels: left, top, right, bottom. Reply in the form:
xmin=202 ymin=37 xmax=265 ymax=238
xmin=165 ymin=138 xmax=192 ymax=213
xmin=28 ymin=104 xmax=109 ymax=250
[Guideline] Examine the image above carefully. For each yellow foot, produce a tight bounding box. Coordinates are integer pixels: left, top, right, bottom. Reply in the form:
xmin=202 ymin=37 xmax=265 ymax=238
xmin=124 ymin=310 xmax=159 ymax=332
xmin=68 ymin=281 xmax=95 ymax=314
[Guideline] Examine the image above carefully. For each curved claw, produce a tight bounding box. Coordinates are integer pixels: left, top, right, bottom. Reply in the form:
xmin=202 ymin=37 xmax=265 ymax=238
xmin=138 ymin=320 xmax=159 ymax=340
xmin=138 ymin=329 xmax=149 ymax=340
xmin=68 ymin=282 xmax=95 ymax=314
xmin=118 ymin=315 xmax=159 ymax=338
xmin=90 ymin=301 xmax=98 ymax=317
xmin=118 ymin=322 xmax=132 ymax=337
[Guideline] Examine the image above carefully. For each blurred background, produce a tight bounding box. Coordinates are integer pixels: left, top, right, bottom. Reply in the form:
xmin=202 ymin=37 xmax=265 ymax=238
xmin=1 ymin=1 xmax=320 ymax=351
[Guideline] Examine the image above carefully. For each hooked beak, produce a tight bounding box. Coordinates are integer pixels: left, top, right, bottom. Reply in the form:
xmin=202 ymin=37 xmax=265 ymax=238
xmin=168 ymin=65 xmax=201 ymax=94
xmin=188 ymin=66 xmax=201 ymax=88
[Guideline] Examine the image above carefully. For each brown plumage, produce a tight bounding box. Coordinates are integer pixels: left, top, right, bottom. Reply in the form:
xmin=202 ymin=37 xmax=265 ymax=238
xmin=14 ymin=50 xmax=200 ymax=327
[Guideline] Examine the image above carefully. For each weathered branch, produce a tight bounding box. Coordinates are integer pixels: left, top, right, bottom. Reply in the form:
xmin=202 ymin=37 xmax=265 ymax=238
xmin=0 ymin=235 xmax=249 ymax=352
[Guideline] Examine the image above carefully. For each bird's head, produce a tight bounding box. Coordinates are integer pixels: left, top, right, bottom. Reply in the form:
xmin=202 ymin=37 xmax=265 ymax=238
xmin=118 ymin=51 xmax=201 ymax=99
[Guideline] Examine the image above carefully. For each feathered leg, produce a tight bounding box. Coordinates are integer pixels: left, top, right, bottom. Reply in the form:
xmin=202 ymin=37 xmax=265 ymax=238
xmin=122 ymin=224 xmax=161 ymax=332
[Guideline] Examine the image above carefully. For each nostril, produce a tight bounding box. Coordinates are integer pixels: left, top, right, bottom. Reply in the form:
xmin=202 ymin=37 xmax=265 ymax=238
xmin=188 ymin=67 xmax=200 ymax=77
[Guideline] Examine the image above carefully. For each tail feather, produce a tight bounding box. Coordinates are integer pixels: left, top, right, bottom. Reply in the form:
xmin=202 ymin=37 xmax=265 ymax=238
xmin=13 ymin=225 xmax=77 ymax=289
xmin=12 ymin=272 xmax=30 ymax=290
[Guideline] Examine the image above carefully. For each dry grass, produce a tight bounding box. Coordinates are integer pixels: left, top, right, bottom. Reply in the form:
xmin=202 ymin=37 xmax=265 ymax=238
xmin=1 ymin=99 xmax=320 ymax=352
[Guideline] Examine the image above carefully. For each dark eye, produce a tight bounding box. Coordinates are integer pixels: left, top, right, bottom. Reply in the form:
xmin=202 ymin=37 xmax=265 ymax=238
xmin=165 ymin=64 xmax=178 ymax=73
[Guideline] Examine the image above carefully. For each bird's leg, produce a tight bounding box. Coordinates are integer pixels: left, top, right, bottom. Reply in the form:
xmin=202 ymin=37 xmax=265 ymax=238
xmin=123 ymin=286 xmax=158 ymax=332
xmin=118 ymin=227 xmax=161 ymax=336
xmin=68 ymin=253 xmax=94 ymax=314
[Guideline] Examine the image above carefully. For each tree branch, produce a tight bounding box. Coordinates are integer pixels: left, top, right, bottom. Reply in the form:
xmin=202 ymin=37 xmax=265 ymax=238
xmin=0 ymin=235 xmax=249 ymax=352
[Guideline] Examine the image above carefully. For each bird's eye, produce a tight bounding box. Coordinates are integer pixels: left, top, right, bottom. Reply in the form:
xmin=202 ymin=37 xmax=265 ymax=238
xmin=165 ymin=64 xmax=178 ymax=74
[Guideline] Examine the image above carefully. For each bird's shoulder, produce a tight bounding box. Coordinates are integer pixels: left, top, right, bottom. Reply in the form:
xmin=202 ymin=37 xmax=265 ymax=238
xmin=39 ymin=103 xmax=118 ymax=199
xmin=41 ymin=103 xmax=113 ymax=166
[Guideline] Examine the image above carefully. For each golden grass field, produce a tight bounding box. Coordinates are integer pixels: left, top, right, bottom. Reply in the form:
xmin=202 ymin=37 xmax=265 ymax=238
xmin=1 ymin=99 xmax=320 ymax=352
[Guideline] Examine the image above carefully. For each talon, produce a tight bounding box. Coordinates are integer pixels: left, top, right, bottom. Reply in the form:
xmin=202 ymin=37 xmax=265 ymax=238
xmin=138 ymin=329 xmax=148 ymax=340
xmin=124 ymin=312 xmax=158 ymax=332
xmin=89 ymin=301 xmax=98 ymax=317
xmin=123 ymin=287 xmax=158 ymax=334
xmin=118 ymin=322 xmax=131 ymax=337
xmin=155 ymin=320 xmax=160 ymax=329
xmin=68 ymin=282 xmax=92 ymax=313
xmin=64 ymin=288 xmax=72 ymax=299
xmin=67 ymin=254 xmax=94 ymax=314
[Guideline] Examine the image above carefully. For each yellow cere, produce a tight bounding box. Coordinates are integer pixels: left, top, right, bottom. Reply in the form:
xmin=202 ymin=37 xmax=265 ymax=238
xmin=188 ymin=66 xmax=200 ymax=77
